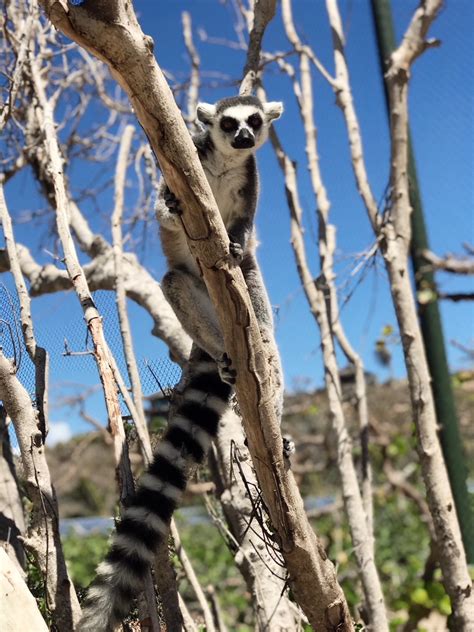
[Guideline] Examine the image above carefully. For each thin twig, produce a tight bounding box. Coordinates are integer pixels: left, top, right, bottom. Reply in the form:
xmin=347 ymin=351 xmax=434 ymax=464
xmin=112 ymin=123 xmax=152 ymax=465
xmin=182 ymin=12 xmax=201 ymax=129
xmin=170 ymin=520 xmax=216 ymax=632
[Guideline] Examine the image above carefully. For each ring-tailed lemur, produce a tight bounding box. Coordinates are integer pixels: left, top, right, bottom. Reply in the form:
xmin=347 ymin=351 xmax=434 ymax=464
xmin=157 ymin=95 xmax=284 ymax=390
xmin=78 ymin=96 xmax=288 ymax=632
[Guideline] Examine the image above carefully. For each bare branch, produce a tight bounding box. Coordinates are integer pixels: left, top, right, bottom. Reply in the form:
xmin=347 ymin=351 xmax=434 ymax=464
xmin=0 ymin=408 xmax=26 ymax=575
xmin=210 ymin=409 xmax=298 ymax=629
xmin=421 ymin=248 xmax=474 ymax=275
xmin=0 ymin=548 xmax=48 ymax=632
xmin=387 ymin=0 xmax=443 ymax=78
xmin=0 ymin=352 xmax=81 ymax=629
xmin=324 ymin=0 xmax=381 ymax=230
xmin=28 ymin=19 xmax=135 ymax=503
xmin=182 ymin=12 xmax=201 ymax=128
xmin=111 ymin=124 xmax=152 ymax=464
xmin=0 ymin=242 xmax=193 ymax=366
xmin=170 ymin=520 xmax=216 ymax=632
xmin=240 ymin=0 xmax=277 ymax=95
xmin=0 ymin=8 xmax=35 ymax=132
xmin=267 ymin=120 xmax=386 ymax=630
xmin=262 ymin=3 xmax=386 ymax=623
xmin=280 ymin=0 xmax=335 ymax=87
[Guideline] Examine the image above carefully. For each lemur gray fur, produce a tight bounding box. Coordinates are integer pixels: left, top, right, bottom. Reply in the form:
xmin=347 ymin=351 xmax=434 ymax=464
xmin=78 ymin=96 xmax=289 ymax=632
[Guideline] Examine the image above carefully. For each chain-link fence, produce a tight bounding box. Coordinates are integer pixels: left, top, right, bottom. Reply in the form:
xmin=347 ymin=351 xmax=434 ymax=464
xmin=0 ymin=284 xmax=181 ymax=449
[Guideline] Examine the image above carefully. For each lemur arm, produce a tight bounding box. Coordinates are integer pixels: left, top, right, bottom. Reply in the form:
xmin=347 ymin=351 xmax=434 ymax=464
xmin=227 ymin=216 xmax=254 ymax=262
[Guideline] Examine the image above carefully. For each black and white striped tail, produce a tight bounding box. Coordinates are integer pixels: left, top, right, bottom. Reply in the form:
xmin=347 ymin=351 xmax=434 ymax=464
xmin=78 ymin=354 xmax=232 ymax=632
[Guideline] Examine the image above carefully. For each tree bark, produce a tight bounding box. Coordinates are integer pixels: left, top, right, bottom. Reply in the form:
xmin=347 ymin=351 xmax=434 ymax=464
xmin=0 ymin=352 xmax=81 ymax=630
xmin=0 ymin=408 xmax=26 ymax=576
xmin=211 ymin=409 xmax=298 ymax=630
xmin=0 ymin=548 xmax=49 ymax=632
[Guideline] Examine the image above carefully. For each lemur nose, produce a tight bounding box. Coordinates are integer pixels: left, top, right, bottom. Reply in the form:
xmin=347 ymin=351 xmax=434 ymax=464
xmin=233 ymin=128 xmax=255 ymax=149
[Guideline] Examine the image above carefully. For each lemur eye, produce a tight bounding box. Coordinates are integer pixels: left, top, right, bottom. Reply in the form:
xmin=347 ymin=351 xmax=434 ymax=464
xmin=247 ymin=114 xmax=263 ymax=130
xmin=220 ymin=117 xmax=238 ymax=132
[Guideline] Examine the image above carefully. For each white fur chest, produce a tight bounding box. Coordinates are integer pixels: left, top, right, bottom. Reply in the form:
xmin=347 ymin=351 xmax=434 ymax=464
xmin=204 ymin=160 xmax=249 ymax=227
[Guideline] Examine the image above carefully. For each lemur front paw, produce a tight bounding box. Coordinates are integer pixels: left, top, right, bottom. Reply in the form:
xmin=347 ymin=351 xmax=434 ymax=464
xmin=217 ymin=353 xmax=237 ymax=385
xmin=229 ymin=241 xmax=244 ymax=263
xmin=243 ymin=435 xmax=296 ymax=460
xmin=283 ymin=435 xmax=296 ymax=459
xmin=164 ymin=187 xmax=183 ymax=215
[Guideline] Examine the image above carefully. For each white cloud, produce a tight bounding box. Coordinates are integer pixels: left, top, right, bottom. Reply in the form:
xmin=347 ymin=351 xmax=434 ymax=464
xmin=47 ymin=421 xmax=72 ymax=447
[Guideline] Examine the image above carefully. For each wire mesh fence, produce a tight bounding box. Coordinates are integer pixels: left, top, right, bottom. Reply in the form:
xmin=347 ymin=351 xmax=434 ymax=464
xmin=0 ymin=285 xmax=181 ymax=449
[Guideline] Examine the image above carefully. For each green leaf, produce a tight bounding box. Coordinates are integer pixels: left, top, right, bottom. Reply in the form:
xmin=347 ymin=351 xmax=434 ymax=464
xmin=410 ymin=587 xmax=430 ymax=606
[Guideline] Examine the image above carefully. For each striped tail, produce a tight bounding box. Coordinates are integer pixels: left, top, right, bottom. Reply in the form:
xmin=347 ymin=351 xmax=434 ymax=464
xmin=78 ymin=354 xmax=232 ymax=632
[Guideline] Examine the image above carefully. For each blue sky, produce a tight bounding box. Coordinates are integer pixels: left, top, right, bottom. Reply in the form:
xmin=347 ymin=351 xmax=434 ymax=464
xmin=2 ymin=0 xmax=473 ymax=440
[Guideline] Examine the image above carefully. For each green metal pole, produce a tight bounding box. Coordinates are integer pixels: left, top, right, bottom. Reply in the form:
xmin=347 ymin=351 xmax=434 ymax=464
xmin=370 ymin=0 xmax=474 ymax=563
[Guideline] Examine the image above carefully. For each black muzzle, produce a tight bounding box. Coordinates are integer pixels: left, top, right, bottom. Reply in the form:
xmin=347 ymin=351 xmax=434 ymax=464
xmin=232 ymin=128 xmax=255 ymax=149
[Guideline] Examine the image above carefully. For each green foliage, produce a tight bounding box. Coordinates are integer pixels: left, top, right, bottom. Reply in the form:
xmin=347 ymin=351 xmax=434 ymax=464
xmin=148 ymin=414 xmax=168 ymax=435
xmin=50 ymin=378 xmax=474 ymax=630
xmin=63 ymin=530 xmax=110 ymax=588
xmin=175 ymin=513 xmax=251 ymax=630
xmin=26 ymin=556 xmax=52 ymax=627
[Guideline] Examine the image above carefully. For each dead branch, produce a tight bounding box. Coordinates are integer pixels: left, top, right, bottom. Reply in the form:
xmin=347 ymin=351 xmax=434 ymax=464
xmin=267 ymin=120 xmax=386 ymax=630
xmin=0 ymin=239 xmax=192 ymax=366
xmin=170 ymin=520 xmax=216 ymax=632
xmin=206 ymin=585 xmax=228 ymax=632
xmin=324 ymin=0 xmax=380 ymax=230
xmin=0 ymin=12 xmax=34 ymax=132
xmin=178 ymin=593 xmax=199 ymax=632
xmin=17 ymin=89 xmax=191 ymax=365
xmin=28 ymin=32 xmax=135 ymax=504
xmin=421 ymin=249 xmax=474 ymax=275
xmin=279 ymin=0 xmax=375 ymax=547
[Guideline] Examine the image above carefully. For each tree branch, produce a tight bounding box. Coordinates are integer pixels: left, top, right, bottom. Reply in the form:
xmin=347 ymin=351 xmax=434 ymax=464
xmin=111 ymin=124 xmax=152 ymax=465
xmin=0 ymin=352 xmax=81 ymax=630
xmin=240 ymin=0 xmax=277 ymax=95
xmin=421 ymin=249 xmax=474 ymax=275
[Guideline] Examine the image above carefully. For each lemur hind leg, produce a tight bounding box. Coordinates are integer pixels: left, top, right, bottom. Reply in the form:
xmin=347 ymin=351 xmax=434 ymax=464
xmin=162 ymin=268 xmax=236 ymax=384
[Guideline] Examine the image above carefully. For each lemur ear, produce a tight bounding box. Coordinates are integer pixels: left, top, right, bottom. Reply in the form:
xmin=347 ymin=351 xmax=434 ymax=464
xmin=263 ymin=101 xmax=284 ymax=122
xmin=196 ymin=103 xmax=217 ymax=125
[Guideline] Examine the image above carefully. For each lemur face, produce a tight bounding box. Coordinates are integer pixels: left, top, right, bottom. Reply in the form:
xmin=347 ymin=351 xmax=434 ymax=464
xmin=197 ymin=96 xmax=283 ymax=156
